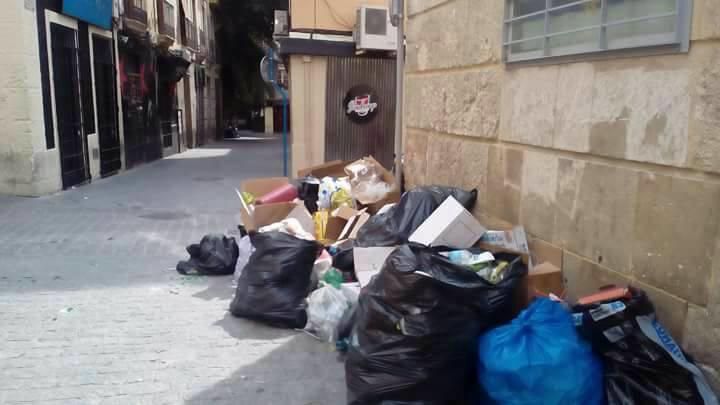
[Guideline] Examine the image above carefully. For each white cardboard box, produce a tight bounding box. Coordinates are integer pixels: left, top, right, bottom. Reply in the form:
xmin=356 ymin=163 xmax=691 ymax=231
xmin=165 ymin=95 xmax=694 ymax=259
xmin=353 ymin=246 xmax=397 ymax=286
xmin=409 ymin=196 xmax=487 ymax=248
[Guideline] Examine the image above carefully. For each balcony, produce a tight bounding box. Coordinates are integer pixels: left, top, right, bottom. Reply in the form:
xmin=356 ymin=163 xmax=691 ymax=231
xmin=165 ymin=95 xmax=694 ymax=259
xmin=157 ymin=0 xmax=175 ymax=46
xmin=123 ymin=0 xmax=148 ymax=34
xmin=181 ymin=18 xmax=197 ymax=50
xmin=198 ymin=29 xmax=207 ymax=55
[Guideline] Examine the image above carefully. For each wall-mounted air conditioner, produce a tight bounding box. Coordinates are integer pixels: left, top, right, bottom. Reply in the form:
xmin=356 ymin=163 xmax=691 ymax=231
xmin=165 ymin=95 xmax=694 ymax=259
xmin=354 ymin=6 xmax=397 ymax=51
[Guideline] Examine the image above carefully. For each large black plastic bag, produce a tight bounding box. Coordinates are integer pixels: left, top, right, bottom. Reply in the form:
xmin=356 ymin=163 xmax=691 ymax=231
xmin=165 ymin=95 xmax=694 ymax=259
xmin=345 ymin=244 xmax=527 ymax=404
xmin=176 ymin=234 xmax=239 ymax=275
xmin=355 ymin=186 xmax=477 ymax=248
xmin=573 ymin=288 xmax=719 ymax=405
xmin=230 ymin=231 xmax=320 ymax=328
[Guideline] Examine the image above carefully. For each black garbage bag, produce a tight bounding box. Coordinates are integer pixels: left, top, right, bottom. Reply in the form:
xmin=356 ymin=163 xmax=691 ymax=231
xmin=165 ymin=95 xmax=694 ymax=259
xmin=573 ymin=288 xmax=718 ymax=405
xmin=332 ymin=247 xmax=355 ymax=272
xmin=355 ymin=186 xmax=477 ymax=247
xmin=298 ymin=176 xmax=321 ymax=214
xmin=230 ymin=231 xmax=320 ymax=328
xmin=176 ymin=234 xmax=239 ymax=275
xmin=345 ymin=244 xmax=527 ymax=404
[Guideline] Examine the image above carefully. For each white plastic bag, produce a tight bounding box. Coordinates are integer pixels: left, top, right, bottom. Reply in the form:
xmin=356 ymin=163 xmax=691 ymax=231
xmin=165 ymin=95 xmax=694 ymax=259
xmin=345 ymin=159 xmax=393 ymax=204
xmin=305 ymin=284 xmax=358 ymax=343
xmin=233 ymin=236 xmax=254 ymax=282
xmin=313 ymin=250 xmax=333 ymax=280
xmin=259 ymin=218 xmax=315 ymax=241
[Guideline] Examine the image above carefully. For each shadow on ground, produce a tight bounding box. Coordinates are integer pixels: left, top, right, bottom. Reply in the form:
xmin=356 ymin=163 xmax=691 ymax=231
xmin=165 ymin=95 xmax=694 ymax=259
xmin=191 ymin=275 xmax=237 ymax=301
xmin=184 ymin=333 xmax=346 ymax=405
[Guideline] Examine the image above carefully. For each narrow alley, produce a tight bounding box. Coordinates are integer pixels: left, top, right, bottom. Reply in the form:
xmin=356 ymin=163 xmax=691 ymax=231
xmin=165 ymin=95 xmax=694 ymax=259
xmin=0 ymin=140 xmax=345 ymax=405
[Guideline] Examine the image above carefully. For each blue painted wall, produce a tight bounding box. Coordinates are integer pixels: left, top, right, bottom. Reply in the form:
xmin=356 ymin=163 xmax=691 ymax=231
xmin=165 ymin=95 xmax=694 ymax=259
xmin=62 ymin=0 xmax=113 ymax=30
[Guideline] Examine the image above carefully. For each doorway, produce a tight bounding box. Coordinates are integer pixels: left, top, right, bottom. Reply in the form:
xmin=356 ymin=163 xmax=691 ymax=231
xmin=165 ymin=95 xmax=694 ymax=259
xmin=50 ymin=23 xmax=89 ymax=189
xmin=183 ymin=76 xmax=193 ymax=148
xmin=93 ymin=35 xmax=121 ymax=177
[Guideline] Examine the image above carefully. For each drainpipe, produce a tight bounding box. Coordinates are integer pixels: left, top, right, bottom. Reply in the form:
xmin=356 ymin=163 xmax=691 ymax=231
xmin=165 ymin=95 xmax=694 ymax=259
xmin=391 ymin=0 xmax=404 ymax=191
xmin=268 ymin=48 xmax=289 ymax=177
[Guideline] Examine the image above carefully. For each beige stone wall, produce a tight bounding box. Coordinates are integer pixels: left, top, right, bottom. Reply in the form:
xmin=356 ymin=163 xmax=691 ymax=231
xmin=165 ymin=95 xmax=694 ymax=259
xmin=404 ymin=0 xmax=720 ymax=385
xmin=289 ymin=54 xmax=327 ymax=175
xmin=0 ymin=1 xmax=60 ymax=196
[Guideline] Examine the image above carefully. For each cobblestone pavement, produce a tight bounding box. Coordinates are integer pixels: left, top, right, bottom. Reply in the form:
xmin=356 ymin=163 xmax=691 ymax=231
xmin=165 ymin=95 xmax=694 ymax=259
xmin=0 ymin=140 xmax=346 ymax=405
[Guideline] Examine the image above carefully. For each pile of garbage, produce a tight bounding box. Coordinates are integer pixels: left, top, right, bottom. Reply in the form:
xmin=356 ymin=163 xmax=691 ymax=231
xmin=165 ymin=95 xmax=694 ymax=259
xmin=174 ymin=156 xmax=718 ymax=404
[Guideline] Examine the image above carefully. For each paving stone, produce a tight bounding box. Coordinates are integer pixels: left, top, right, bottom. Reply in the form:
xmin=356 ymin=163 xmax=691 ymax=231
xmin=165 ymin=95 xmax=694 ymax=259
xmin=0 ymin=140 xmax=346 ymax=405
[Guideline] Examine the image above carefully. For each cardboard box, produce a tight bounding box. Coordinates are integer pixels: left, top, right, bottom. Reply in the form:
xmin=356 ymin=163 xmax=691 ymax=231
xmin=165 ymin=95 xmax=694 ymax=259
xmin=236 ymin=177 xmax=298 ymax=231
xmin=322 ymin=206 xmax=370 ymax=244
xmin=527 ymin=262 xmax=564 ymax=298
xmin=353 ymin=246 xmax=397 ymax=287
xmin=477 ymin=226 xmax=530 ymax=261
xmin=409 ymin=196 xmax=487 ymax=248
xmin=297 ymin=160 xmax=350 ymax=179
xmin=514 ymin=238 xmax=565 ymax=309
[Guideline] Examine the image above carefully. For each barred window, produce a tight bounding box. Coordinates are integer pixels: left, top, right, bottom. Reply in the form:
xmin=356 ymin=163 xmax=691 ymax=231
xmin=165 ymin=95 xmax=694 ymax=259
xmin=504 ymin=0 xmax=691 ymax=63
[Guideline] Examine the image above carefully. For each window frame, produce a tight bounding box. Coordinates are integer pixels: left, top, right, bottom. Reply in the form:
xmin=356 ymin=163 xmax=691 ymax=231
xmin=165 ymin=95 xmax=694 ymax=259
xmin=503 ymin=0 xmax=692 ymax=64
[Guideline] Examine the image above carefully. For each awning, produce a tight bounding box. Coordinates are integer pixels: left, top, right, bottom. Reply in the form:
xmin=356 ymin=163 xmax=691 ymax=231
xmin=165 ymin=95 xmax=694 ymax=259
xmin=158 ymin=49 xmax=192 ymax=83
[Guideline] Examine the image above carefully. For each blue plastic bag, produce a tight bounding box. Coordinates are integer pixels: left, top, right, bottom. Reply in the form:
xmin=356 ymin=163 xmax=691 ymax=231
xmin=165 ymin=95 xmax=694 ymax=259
xmin=477 ymin=298 xmax=604 ymax=405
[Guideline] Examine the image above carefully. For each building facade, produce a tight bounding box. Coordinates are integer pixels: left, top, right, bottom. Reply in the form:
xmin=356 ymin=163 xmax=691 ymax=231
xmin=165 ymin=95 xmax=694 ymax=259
xmin=403 ymin=0 xmax=720 ymax=386
xmin=280 ymin=0 xmax=398 ymax=174
xmin=0 ymin=0 xmax=219 ymax=196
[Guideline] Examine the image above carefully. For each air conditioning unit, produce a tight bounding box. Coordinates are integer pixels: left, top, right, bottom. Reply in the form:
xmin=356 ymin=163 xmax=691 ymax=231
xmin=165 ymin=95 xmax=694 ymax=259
xmin=274 ymin=10 xmax=289 ymax=37
xmin=354 ymin=6 xmax=397 ymax=51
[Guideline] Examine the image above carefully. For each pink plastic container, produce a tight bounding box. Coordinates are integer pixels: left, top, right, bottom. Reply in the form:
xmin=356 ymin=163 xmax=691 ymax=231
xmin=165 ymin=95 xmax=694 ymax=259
xmin=256 ymin=183 xmax=298 ymax=204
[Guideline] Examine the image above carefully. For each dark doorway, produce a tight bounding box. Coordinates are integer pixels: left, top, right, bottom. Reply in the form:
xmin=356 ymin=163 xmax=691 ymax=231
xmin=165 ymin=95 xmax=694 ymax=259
xmin=51 ymin=23 xmax=90 ymax=189
xmin=197 ymin=70 xmax=206 ymax=146
xmin=183 ymin=76 xmax=193 ymax=148
xmin=93 ymin=35 xmax=121 ymax=177
xmin=121 ymin=49 xmax=161 ymax=168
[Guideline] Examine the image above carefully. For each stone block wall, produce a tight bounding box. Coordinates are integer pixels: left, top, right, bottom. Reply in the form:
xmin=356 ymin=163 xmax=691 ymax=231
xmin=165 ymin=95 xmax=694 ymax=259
xmin=0 ymin=0 xmax=58 ymax=196
xmin=404 ymin=0 xmax=720 ymax=385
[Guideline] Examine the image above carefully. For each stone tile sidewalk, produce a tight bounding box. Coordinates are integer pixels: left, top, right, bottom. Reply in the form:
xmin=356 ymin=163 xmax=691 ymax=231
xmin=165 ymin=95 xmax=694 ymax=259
xmin=0 ymin=140 xmax=345 ymax=404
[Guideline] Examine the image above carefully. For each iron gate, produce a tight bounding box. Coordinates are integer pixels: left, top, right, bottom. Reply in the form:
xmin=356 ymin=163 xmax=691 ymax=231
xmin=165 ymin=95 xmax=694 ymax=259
xmin=325 ymin=56 xmax=396 ymax=168
xmin=51 ymin=23 xmax=89 ymax=189
xmin=93 ymin=35 xmax=121 ymax=177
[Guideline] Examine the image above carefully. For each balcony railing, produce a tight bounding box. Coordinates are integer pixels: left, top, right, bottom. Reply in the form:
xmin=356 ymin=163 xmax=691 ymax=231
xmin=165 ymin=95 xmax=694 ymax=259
xmin=124 ymin=0 xmax=148 ymax=26
xmin=199 ymin=29 xmax=207 ymax=50
xmin=182 ymin=18 xmax=197 ymax=49
xmin=158 ymin=0 xmax=175 ymax=38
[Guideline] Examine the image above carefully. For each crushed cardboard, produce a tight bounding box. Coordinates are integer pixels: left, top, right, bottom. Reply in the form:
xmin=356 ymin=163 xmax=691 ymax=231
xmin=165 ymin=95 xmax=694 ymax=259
xmin=323 ymin=206 xmax=370 ymax=244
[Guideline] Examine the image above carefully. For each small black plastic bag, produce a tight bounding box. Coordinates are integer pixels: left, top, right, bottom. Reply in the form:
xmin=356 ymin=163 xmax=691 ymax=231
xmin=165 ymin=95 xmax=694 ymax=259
xmin=176 ymin=234 xmax=239 ymax=276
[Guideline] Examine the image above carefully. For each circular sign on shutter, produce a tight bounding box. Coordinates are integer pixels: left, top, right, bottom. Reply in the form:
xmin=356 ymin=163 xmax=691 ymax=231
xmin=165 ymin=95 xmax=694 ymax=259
xmin=344 ymin=85 xmax=379 ymax=124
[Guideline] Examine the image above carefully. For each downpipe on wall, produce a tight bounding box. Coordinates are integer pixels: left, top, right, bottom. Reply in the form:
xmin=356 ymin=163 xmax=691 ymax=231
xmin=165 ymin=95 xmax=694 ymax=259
xmin=391 ymin=0 xmax=404 ymax=191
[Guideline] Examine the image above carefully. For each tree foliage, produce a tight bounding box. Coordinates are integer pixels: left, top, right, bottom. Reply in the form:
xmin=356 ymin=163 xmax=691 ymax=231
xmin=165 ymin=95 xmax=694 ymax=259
xmin=215 ymin=0 xmax=287 ymax=116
